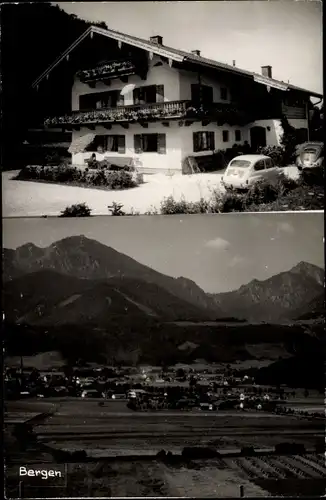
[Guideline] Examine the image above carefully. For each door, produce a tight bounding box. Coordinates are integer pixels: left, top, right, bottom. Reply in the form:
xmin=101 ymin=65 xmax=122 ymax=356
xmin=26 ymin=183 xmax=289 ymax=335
xmin=250 ymin=126 xmax=267 ymax=152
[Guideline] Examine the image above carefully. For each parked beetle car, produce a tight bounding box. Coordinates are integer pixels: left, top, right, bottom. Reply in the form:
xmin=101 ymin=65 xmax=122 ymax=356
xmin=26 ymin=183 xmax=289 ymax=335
xmin=295 ymin=142 xmax=324 ymax=172
xmin=221 ymin=154 xmax=280 ymax=190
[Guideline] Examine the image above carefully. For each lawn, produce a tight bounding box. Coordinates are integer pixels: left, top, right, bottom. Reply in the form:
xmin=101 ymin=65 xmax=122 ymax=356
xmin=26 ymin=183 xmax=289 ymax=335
xmin=2 ymin=167 xmax=300 ymax=217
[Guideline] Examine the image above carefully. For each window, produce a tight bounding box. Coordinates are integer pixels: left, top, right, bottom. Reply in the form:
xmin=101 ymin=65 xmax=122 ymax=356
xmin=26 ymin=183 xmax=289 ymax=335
xmin=220 ymin=87 xmax=228 ymax=100
xmin=254 ymin=160 xmax=265 ymax=171
xmin=133 ymin=85 xmax=164 ymax=104
xmin=87 ymin=135 xmax=125 ymax=153
xmin=79 ymin=91 xmax=124 ymax=110
xmin=134 ymin=134 xmax=166 ymax=154
xmin=222 ymin=130 xmax=229 ymax=143
xmin=193 ymin=131 xmax=215 ymax=152
xmin=230 ymin=159 xmax=251 ymax=169
xmin=191 ymin=84 xmax=213 ymax=106
xmin=235 ymin=130 xmax=241 ymax=142
xmin=265 ymin=158 xmax=274 ymax=169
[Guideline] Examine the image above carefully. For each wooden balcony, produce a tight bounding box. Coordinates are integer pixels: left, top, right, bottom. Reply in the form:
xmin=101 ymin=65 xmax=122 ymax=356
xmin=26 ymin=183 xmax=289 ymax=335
xmin=281 ymin=104 xmax=306 ymax=120
xmin=77 ymin=60 xmax=136 ymax=83
xmin=44 ymin=101 xmax=250 ymax=128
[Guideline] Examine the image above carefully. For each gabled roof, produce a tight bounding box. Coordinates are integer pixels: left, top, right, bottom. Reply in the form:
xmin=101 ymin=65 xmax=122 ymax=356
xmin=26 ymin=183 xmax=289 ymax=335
xmin=32 ymin=25 xmax=323 ymax=99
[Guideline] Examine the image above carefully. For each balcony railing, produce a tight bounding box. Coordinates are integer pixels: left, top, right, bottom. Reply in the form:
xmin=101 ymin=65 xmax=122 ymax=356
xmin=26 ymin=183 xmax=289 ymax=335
xmin=44 ymin=101 xmax=250 ymax=127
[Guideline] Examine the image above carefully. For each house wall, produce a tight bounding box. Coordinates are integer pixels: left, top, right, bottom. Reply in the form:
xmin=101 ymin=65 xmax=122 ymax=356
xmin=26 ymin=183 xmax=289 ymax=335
xmin=72 ymin=121 xmax=251 ymax=173
xmin=179 ymin=123 xmax=250 ymax=159
xmin=72 ymin=122 xmax=183 ymax=173
xmin=72 ymin=56 xmax=181 ymax=110
xmin=250 ymin=118 xmax=309 ymax=147
xmin=178 ymin=69 xmax=233 ymax=103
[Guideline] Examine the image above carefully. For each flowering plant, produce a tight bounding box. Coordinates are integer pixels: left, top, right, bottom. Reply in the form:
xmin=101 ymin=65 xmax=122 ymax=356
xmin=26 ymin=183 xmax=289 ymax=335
xmin=77 ymin=60 xmax=135 ymax=82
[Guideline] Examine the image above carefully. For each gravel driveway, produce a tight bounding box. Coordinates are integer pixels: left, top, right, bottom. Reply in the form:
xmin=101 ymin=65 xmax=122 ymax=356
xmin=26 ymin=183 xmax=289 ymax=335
xmin=2 ymin=170 xmax=226 ymax=217
xmin=2 ymin=166 xmax=299 ymax=217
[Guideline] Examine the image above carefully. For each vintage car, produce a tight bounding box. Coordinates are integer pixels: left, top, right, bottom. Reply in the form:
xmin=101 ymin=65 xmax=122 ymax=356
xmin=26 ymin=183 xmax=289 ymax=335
xmin=221 ymin=155 xmax=280 ymax=190
xmin=295 ymin=142 xmax=324 ymax=171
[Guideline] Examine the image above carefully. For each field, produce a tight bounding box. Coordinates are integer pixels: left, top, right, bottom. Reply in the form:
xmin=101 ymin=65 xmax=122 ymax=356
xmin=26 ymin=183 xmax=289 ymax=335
xmin=5 ymin=397 xmax=326 ymax=497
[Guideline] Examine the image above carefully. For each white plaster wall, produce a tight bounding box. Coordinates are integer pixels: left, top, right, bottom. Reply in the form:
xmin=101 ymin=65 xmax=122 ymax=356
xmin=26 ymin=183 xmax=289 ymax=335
xmin=288 ymin=118 xmax=308 ymax=129
xmin=178 ymin=69 xmax=232 ymax=103
xmin=72 ymin=121 xmax=183 ymax=172
xmin=179 ymin=123 xmax=250 ymax=158
xmin=249 ymin=119 xmax=282 ymax=146
xmin=250 ymin=118 xmax=309 ymax=147
xmin=72 ymin=56 xmax=181 ymax=110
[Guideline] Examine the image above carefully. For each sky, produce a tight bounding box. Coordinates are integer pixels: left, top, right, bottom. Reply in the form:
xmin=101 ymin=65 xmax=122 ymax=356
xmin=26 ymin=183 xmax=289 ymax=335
xmin=3 ymin=213 xmax=324 ymax=293
xmin=55 ymin=1 xmax=323 ymax=94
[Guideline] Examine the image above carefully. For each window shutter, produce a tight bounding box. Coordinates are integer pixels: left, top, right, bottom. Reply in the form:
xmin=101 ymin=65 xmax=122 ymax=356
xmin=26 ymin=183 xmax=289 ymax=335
xmin=133 ymin=88 xmax=140 ymax=105
xmin=207 ymin=86 xmax=213 ymax=104
xmin=117 ymin=136 xmax=126 ymax=154
xmin=191 ymin=84 xmax=200 ymax=105
xmin=117 ymin=91 xmax=125 ymax=107
xmin=203 ymin=86 xmax=213 ymax=105
xmin=157 ymin=134 xmax=166 ymax=154
xmin=79 ymin=95 xmax=86 ymax=110
xmin=134 ymin=135 xmax=142 ymax=153
xmin=193 ymin=132 xmax=199 ymax=152
xmin=156 ymin=85 xmax=164 ymax=103
xmin=208 ymin=131 xmax=215 ymax=150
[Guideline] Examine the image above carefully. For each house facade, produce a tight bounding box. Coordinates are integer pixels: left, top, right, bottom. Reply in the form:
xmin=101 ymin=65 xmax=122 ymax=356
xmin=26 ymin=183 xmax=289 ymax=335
xmin=33 ymin=27 xmax=322 ymax=174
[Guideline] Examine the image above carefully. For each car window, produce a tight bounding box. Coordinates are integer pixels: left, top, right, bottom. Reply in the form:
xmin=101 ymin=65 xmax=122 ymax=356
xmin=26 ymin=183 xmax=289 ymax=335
xmin=265 ymin=158 xmax=274 ymax=169
xmin=229 ymin=160 xmax=251 ymax=168
xmin=254 ymin=160 xmax=265 ymax=171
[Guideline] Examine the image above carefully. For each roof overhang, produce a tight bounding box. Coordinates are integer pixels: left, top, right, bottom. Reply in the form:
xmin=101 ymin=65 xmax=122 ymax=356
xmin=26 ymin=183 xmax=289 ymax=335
xmin=32 ymin=26 xmax=184 ymax=89
xmin=32 ymin=25 xmax=323 ymax=100
xmin=253 ymin=74 xmax=289 ymax=92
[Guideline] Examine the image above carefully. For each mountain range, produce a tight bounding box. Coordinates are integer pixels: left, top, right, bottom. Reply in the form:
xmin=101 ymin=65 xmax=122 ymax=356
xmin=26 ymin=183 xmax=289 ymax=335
xmin=3 ymin=235 xmax=325 ymax=325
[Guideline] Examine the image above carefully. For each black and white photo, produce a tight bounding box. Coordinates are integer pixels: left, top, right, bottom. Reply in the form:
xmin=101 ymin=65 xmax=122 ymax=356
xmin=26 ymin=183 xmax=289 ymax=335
xmin=3 ymin=213 xmax=325 ymax=498
xmin=1 ymin=1 xmax=323 ymax=216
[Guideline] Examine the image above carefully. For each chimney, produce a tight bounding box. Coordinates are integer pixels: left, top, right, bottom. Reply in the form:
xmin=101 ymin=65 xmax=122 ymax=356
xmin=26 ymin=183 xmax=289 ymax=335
xmin=232 ymin=60 xmax=236 ymax=67
xmin=150 ymin=35 xmax=163 ymax=45
xmin=261 ymin=65 xmax=272 ymax=78
xmin=191 ymin=50 xmax=201 ymax=56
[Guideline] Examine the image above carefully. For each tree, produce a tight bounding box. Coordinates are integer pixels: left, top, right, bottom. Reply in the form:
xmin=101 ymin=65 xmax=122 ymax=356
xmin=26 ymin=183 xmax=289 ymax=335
xmin=310 ymin=105 xmax=324 ymax=141
xmin=280 ymin=116 xmax=298 ymax=164
xmin=1 ymin=3 xmax=108 ymax=169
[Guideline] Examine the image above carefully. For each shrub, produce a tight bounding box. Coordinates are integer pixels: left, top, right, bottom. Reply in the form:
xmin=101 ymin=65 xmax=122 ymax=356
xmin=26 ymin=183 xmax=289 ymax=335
xmin=14 ymin=164 xmax=139 ymax=190
xmin=108 ymin=202 xmax=126 ymax=216
xmin=60 ymin=203 xmax=92 ymax=217
xmin=257 ymin=145 xmax=286 ymax=166
xmin=160 ymin=195 xmax=210 ymax=214
xmin=245 ymin=180 xmax=279 ymax=205
xmin=301 ymin=166 xmax=324 ymax=187
xmin=105 ymin=170 xmax=136 ymax=190
xmin=245 ymin=173 xmax=298 ymax=207
xmin=217 ymin=191 xmax=245 ymax=213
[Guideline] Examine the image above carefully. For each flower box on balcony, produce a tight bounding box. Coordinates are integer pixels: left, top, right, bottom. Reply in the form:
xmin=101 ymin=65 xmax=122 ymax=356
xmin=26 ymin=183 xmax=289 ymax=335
xmin=77 ymin=60 xmax=136 ymax=83
xmin=44 ymin=101 xmax=250 ymax=127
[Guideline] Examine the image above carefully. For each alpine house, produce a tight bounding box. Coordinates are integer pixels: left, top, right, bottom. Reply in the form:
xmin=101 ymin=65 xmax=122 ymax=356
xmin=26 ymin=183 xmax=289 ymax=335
xmin=32 ymin=25 xmax=323 ymax=174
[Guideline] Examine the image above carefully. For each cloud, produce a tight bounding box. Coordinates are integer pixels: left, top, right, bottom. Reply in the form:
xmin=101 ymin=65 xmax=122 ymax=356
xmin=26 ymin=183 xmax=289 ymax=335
xmin=228 ymin=255 xmax=246 ymax=267
xmin=205 ymin=237 xmax=230 ymax=250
